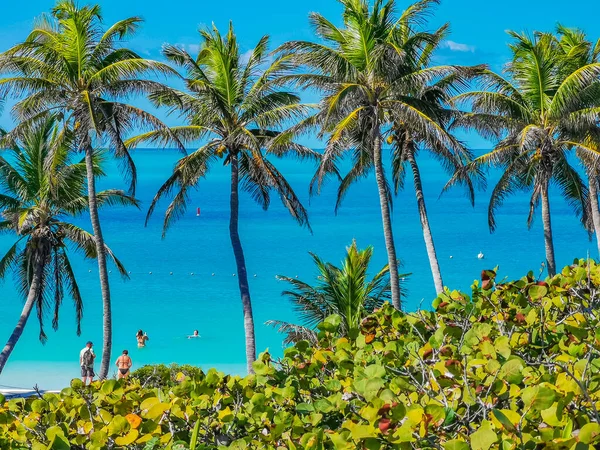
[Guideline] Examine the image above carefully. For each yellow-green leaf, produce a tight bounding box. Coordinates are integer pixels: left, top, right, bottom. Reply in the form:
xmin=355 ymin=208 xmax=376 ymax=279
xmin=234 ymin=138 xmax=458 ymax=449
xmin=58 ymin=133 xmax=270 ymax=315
xmin=115 ymin=429 xmax=139 ymax=446
xmin=521 ymin=385 xmax=556 ymax=411
xmin=143 ymin=403 xmax=170 ymax=420
xmin=579 ymin=423 xmax=600 ymax=444
xmin=470 ymin=420 xmax=497 ymax=450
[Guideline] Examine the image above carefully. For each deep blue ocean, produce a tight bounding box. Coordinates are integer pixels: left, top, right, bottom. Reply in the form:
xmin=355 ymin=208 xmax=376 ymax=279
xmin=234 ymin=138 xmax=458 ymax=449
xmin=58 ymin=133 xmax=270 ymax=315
xmin=0 ymin=148 xmax=595 ymax=389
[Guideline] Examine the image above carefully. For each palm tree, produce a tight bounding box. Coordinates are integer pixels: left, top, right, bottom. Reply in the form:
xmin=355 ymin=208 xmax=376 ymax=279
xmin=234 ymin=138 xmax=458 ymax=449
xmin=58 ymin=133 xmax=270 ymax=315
xmin=553 ymin=26 xmax=600 ymax=256
xmin=266 ymin=241 xmax=408 ymax=344
xmin=280 ymin=0 xmax=471 ymax=307
xmin=387 ymin=30 xmax=477 ymax=295
xmin=0 ymin=0 xmax=180 ymax=378
xmin=127 ymin=24 xmax=316 ymax=374
xmin=0 ymin=118 xmax=132 ymax=374
xmin=455 ymin=30 xmax=600 ymax=276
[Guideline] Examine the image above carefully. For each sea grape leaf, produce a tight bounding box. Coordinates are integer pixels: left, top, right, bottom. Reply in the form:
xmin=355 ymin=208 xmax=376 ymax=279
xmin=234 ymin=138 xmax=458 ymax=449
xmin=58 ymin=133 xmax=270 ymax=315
xmin=528 ymin=284 xmax=548 ymax=299
xmin=48 ymin=433 xmax=70 ymax=450
xmin=579 ymin=423 xmax=600 ymax=444
xmin=140 ymin=397 xmax=160 ymax=412
xmin=228 ymin=439 xmax=247 ymax=449
xmin=327 ymin=430 xmax=353 ymax=449
xmin=115 ymin=429 xmax=139 ymax=446
xmin=218 ymin=407 xmax=234 ymax=422
xmin=363 ymin=364 xmax=386 ymax=379
xmin=424 ymin=404 xmax=445 ymax=426
xmin=101 ymin=379 xmax=117 ymax=395
xmin=143 ymin=403 xmax=170 ymax=421
xmin=296 ymin=403 xmax=315 ymax=414
xmin=90 ymin=431 xmax=108 ymax=446
xmin=541 ymin=402 xmax=564 ymax=427
xmin=354 ymin=378 xmax=385 ymax=401
xmin=125 ymin=413 xmax=142 ymax=429
xmin=470 ymin=420 xmax=497 ymax=450
xmin=30 ymin=399 xmax=46 ymax=413
xmin=498 ymin=358 xmax=525 ymax=384
xmin=494 ymin=336 xmax=511 ymax=359
xmin=491 ymin=409 xmax=519 ymax=433
xmin=344 ymin=421 xmax=376 ymax=440
xmin=107 ymin=415 xmax=129 ymax=435
xmin=314 ymin=398 xmax=335 ymax=413
xmin=521 ymin=385 xmax=556 ymax=411
xmin=555 ymin=372 xmax=580 ymax=394
xmin=443 ymin=439 xmax=470 ymax=450
xmin=318 ymin=314 xmax=342 ymax=332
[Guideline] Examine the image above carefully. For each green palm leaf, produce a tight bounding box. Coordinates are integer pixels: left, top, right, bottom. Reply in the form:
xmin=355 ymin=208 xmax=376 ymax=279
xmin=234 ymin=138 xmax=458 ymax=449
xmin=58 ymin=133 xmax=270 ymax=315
xmin=268 ymin=241 xmax=409 ymax=344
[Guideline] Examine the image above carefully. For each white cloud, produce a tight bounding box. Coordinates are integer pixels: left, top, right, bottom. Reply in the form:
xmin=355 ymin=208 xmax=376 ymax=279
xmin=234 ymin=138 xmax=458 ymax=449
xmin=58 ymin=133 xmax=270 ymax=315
xmin=240 ymin=48 xmax=275 ymax=66
xmin=240 ymin=49 xmax=254 ymax=64
xmin=442 ymin=40 xmax=475 ymax=53
xmin=172 ymin=43 xmax=200 ymax=54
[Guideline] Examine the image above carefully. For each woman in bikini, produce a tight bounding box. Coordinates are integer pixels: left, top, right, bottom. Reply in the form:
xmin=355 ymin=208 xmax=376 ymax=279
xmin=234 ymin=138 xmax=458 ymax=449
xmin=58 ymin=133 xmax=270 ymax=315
xmin=136 ymin=329 xmax=149 ymax=347
xmin=115 ymin=350 xmax=132 ymax=379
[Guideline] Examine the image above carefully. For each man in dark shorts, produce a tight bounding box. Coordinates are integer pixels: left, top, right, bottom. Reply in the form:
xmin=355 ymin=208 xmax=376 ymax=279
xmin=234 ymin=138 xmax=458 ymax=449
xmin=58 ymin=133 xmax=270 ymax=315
xmin=115 ymin=350 xmax=132 ymax=379
xmin=79 ymin=341 xmax=95 ymax=384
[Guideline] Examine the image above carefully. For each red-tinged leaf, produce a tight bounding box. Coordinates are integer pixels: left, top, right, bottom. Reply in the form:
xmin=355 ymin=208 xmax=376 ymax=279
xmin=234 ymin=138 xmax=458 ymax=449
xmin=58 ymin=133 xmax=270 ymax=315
xmin=378 ymin=418 xmax=392 ymax=434
xmin=440 ymin=346 xmax=453 ymax=356
xmin=445 ymin=359 xmax=461 ymax=367
xmin=378 ymin=404 xmax=391 ymax=416
xmin=515 ymin=313 xmax=526 ymax=323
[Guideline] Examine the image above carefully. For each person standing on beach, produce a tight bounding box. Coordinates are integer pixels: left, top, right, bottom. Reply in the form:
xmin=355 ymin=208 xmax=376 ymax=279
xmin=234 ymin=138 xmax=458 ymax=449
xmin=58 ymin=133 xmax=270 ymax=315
xmin=115 ymin=350 xmax=132 ymax=379
xmin=79 ymin=341 xmax=95 ymax=384
xmin=136 ymin=330 xmax=149 ymax=348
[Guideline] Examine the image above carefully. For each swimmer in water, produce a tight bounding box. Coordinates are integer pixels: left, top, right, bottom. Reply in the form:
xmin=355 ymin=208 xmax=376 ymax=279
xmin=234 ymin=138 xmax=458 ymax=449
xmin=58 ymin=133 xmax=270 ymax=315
xmin=187 ymin=330 xmax=200 ymax=339
xmin=136 ymin=329 xmax=149 ymax=347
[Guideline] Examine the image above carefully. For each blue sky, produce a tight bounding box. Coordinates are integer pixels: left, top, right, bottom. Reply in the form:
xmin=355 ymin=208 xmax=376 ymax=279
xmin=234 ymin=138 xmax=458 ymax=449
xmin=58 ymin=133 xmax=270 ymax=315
xmin=1 ymin=0 xmax=599 ymax=148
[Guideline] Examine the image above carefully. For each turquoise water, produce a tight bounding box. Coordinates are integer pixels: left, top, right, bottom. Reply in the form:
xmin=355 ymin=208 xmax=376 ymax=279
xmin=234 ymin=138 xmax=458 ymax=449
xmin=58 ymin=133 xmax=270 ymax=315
xmin=0 ymin=149 xmax=595 ymax=389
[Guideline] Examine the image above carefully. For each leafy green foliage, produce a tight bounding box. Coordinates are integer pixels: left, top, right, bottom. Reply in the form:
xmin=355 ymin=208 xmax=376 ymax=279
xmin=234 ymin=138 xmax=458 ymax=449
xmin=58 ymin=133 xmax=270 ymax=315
xmin=3 ymin=259 xmax=600 ymax=449
xmin=130 ymin=364 xmax=205 ymax=388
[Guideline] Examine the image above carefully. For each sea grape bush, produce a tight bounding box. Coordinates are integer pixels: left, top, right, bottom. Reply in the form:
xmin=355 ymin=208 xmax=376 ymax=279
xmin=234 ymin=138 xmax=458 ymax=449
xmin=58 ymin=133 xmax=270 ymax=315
xmin=129 ymin=364 xmax=205 ymax=389
xmin=2 ymin=259 xmax=600 ymax=449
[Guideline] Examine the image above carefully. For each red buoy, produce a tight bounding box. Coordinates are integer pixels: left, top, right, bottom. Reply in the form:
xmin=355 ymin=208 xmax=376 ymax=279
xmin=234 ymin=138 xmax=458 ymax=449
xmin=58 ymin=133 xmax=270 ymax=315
xmin=196 ymin=207 xmax=201 ymax=217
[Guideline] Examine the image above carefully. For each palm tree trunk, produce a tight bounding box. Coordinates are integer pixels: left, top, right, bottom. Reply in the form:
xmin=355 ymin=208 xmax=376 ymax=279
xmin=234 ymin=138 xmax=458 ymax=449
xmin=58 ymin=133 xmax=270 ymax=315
xmin=541 ymin=183 xmax=556 ymax=276
xmin=229 ymin=152 xmax=256 ymax=374
xmin=372 ymin=130 xmax=402 ymax=309
xmin=588 ymin=171 xmax=600 ymax=257
xmin=84 ymin=143 xmax=112 ymax=379
xmin=0 ymin=258 xmax=44 ymax=374
xmin=407 ymin=151 xmax=444 ymax=294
